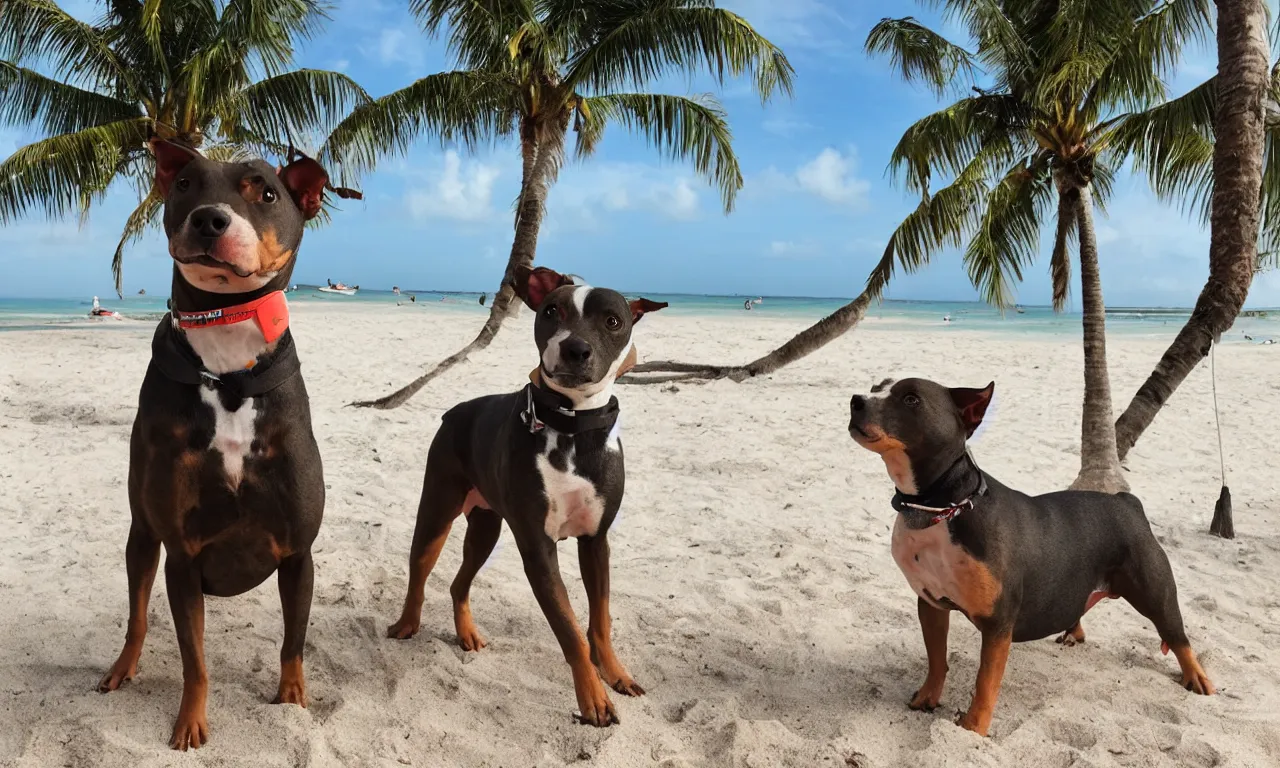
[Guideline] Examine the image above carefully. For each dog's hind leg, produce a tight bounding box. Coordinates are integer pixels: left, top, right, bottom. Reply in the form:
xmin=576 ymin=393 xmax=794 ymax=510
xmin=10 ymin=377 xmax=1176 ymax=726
xmin=1113 ymin=544 xmax=1215 ymax=695
xmin=99 ymin=520 xmax=162 ymax=692
xmin=579 ymin=533 xmax=644 ymax=696
xmin=387 ymin=466 xmax=469 ymax=640
xmin=450 ymin=507 xmax=502 ymax=651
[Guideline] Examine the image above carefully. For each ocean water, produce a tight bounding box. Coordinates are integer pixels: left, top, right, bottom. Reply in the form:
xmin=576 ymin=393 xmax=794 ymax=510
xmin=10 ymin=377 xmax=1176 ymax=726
xmin=1 ymin=286 xmax=1277 ymax=343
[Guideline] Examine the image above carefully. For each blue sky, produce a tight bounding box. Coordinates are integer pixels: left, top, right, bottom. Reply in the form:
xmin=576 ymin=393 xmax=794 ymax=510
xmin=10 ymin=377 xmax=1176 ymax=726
xmin=3 ymin=0 xmax=1279 ymax=307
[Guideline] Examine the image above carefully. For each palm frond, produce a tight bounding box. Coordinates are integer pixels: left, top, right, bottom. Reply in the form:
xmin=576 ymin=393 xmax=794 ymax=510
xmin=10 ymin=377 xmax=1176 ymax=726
xmin=927 ymin=0 xmax=1030 ymax=83
xmin=1049 ymin=186 xmax=1078 ymax=311
xmin=0 ymin=117 xmax=151 ymax=224
xmin=320 ymin=71 xmax=517 ymax=177
xmin=111 ymin=187 xmax=164 ymax=296
xmin=410 ymin=0 xmax=536 ymax=71
xmin=864 ymin=143 xmax=1001 ymax=300
xmin=1110 ymin=76 xmax=1215 ymax=221
xmin=1257 ymin=249 xmax=1280 ymax=274
xmin=963 ymin=152 xmax=1053 ymax=309
xmin=1083 ymin=0 xmax=1212 ymax=115
xmin=887 ymin=93 xmax=1029 ymax=196
xmin=579 ymin=91 xmax=741 ymax=212
xmin=864 ymin=16 xmax=976 ymax=96
xmin=0 ymin=62 xmax=142 ymax=135
xmin=564 ymin=5 xmax=793 ymax=103
xmin=0 ymin=0 xmax=135 ymax=93
xmin=221 ymin=0 xmax=331 ymax=76
xmin=219 ymin=69 xmax=371 ymax=148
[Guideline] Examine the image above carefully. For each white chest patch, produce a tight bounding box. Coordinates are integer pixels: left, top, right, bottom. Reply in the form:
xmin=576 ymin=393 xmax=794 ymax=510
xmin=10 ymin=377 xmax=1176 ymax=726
xmin=536 ymin=428 xmax=607 ymax=541
xmin=185 ymin=322 xmax=269 ymax=375
xmin=200 ymin=387 xmax=256 ymax=489
xmin=890 ymin=515 xmax=986 ymax=614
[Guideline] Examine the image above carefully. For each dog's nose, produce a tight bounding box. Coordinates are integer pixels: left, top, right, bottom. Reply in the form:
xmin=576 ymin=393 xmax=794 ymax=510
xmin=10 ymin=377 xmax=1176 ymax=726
xmin=190 ymin=206 xmax=231 ymax=239
xmin=850 ymin=394 xmax=866 ymax=412
xmin=561 ymin=337 xmax=592 ymax=365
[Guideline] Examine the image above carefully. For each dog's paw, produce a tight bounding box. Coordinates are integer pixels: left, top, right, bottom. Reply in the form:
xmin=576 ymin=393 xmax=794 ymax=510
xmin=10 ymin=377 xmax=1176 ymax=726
xmin=274 ymin=679 xmax=308 ymax=707
xmin=955 ymin=709 xmax=991 ymax=737
xmin=1182 ymin=669 xmax=1216 ymax=696
xmin=456 ymin=626 xmax=487 ymax=652
xmin=386 ymin=618 xmax=420 ymax=640
xmin=610 ymin=676 xmax=646 ymax=697
xmin=1056 ymin=623 xmax=1086 ymax=647
xmin=169 ymin=710 xmax=210 ymax=751
xmin=574 ymin=679 xmax=620 ymax=727
xmin=97 ymin=658 xmax=138 ymax=693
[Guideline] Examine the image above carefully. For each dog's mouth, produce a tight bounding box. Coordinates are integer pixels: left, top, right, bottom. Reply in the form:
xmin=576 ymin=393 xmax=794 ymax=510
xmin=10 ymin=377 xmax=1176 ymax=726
xmin=848 ymin=422 xmax=883 ymax=445
xmin=172 ymin=252 xmax=254 ymax=278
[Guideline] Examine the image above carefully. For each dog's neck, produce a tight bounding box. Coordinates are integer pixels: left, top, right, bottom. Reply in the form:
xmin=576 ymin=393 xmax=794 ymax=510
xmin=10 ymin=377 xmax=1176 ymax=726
xmin=171 ymin=266 xmax=293 ymax=375
xmin=898 ymin=450 xmax=984 ymax=508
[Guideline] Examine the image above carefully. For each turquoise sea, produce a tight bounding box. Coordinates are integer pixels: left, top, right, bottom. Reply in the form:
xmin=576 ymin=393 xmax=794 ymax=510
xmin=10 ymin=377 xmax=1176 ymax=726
xmin=1 ymin=286 xmax=1277 ymax=343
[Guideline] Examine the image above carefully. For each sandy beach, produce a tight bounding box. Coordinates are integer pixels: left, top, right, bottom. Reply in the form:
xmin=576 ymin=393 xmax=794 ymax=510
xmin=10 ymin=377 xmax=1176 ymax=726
xmin=1 ymin=303 xmax=1278 ymax=767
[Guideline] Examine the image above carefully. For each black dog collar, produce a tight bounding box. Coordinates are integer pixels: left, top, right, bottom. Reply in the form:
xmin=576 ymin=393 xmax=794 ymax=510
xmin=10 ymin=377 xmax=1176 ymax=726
xmin=151 ymin=313 xmax=301 ymax=398
xmin=521 ymin=382 xmax=619 ymax=436
xmin=891 ymin=453 xmax=988 ymax=529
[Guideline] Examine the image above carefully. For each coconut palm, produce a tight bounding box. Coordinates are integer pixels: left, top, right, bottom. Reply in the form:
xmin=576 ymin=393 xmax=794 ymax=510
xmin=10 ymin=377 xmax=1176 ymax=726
xmin=330 ymin=0 xmax=793 ymax=409
xmin=1108 ymin=0 xmax=1272 ymax=463
xmin=0 ymin=0 xmax=370 ymax=295
xmin=636 ymin=0 xmax=1213 ymax=494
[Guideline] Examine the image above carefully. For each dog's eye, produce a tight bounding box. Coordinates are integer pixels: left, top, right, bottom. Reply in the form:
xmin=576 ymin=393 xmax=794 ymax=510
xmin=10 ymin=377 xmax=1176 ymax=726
xmin=262 ymin=187 xmax=278 ymax=203
xmin=605 ymin=315 xmax=621 ymax=331
xmin=904 ymin=394 xmax=921 ymax=407
xmin=542 ymin=304 xmax=557 ymax=319
xmin=175 ymin=178 xmax=190 ymax=192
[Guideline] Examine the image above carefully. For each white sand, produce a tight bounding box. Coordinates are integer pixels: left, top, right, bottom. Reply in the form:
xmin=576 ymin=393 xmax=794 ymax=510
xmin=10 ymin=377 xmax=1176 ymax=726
xmin=1 ymin=304 xmax=1278 ymax=767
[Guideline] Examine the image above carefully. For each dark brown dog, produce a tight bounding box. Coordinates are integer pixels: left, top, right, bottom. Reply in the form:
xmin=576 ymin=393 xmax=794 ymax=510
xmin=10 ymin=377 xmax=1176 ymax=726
xmin=98 ymin=139 xmax=355 ymax=750
xmin=849 ymin=377 xmax=1213 ymax=737
xmin=387 ymin=266 xmax=665 ymax=726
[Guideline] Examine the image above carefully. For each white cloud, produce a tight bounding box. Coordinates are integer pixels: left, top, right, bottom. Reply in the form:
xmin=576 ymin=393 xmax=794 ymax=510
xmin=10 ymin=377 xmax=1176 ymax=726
xmin=762 ymin=117 xmax=813 ymax=137
xmin=795 ymin=148 xmax=870 ymax=207
xmin=367 ymin=27 xmax=424 ymax=69
xmin=548 ymin=163 xmax=703 ymax=229
xmin=406 ymin=151 xmax=500 ymax=222
xmin=333 ymin=59 xmax=351 ymax=72
xmin=768 ymin=240 xmax=820 ymax=259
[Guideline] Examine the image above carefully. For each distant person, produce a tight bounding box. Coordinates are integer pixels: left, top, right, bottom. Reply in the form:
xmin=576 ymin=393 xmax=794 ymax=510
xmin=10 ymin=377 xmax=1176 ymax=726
xmin=138 ymin=288 xmax=146 ymax=296
xmin=327 ymin=278 xmax=334 ymax=288
xmin=393 ymin=286 xmax=401 ymax=295
xmin=744 ymin=298 xmax=752 ymax=311
xmin=479 ymin=293 xmax=487 ymax=306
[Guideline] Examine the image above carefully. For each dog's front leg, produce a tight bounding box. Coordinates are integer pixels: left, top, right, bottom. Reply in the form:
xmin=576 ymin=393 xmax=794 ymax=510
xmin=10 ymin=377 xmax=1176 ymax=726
xmin=275 ymin=551 xmax=313 ymax=707
xmin=516 ymin=532 xmax=618 ymax=726
xmin=909 ymin=597 xmax=949 ymax=711
xmin=578 ymin=533 xmax=644 ymax=697
xmin=165 ymin=556 xmax=210 ymax=750
xmin=957 ymin=629 xmax=1012 ymax=737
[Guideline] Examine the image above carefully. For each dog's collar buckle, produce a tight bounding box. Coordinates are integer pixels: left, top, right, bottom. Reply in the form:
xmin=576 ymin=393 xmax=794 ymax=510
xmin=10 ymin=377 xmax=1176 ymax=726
xmin=893 ymin=472 xmax=987 ymax=527
xmin=522 ymin=385 xmax=548 ymax=434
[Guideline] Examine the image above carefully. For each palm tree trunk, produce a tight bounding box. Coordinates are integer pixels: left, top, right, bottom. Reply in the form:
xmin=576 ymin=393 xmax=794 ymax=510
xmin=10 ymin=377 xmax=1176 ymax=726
xmin=1114 ymin=0 xmax=1268 ymax=464
xmin=1068 ymin=185 xmax=1129 ymax=494
xmin=351 ymin=121 xmax=559 ymax=409
xmin=630 ymin=292 xmax=873 ymax=383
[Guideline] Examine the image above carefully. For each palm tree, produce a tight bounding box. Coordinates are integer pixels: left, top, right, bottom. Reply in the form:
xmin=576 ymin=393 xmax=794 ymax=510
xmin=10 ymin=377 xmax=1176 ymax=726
xmin=0 ymin=0 xmax=369 ymax=295
xmin=1107 ymin=0 xmax=1271 ymax=463
xmin=636 ymin=0 xmax=1213 ymax=494
xmin=330 ymin=0 xmax=793 ymax=409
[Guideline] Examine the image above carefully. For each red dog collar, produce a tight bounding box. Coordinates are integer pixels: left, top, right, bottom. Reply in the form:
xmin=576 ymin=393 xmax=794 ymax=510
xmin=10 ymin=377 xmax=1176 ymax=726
xmin=174 ymin=290 xmax=290 ymax=343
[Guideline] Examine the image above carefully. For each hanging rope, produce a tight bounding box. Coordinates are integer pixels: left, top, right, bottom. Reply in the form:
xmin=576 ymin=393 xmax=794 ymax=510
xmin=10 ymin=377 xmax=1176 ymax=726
xmin=1211 ymin=341 xmax=1226 ymax=486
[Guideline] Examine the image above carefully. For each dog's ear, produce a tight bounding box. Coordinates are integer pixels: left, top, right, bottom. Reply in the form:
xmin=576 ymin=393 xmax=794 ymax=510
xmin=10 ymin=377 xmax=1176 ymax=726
xmin=629 ymin=298 xmax=667 ymax=324
xmin=150 ymin=138 xmax=201 ymax=198
xmin=514 ymin=266 xmax=574 ymax=311
xmin=278 ymin=155 xmax=330 ymax=220
xmin=949 ymin=382 xmax=995 ymax=437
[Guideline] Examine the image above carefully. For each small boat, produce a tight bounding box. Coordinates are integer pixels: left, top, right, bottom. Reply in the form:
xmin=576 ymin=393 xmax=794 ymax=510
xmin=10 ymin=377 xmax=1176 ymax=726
xmin=319 ymin=281 xmax=358 ymax=296
xmin=1015 ymin=305 xmax=1026 ymax=314
xmin=89 ymin=296 xmax=122 ymax=319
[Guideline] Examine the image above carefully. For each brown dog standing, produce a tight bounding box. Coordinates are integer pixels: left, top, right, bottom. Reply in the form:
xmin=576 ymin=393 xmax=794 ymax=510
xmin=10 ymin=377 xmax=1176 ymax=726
xmin=387 ymin=266 xmax=665 ymax=726
xmin=98 ymin=139 xmax=355 ymax=749
xmin=849 ymin=377 xmax=1213 ymax=736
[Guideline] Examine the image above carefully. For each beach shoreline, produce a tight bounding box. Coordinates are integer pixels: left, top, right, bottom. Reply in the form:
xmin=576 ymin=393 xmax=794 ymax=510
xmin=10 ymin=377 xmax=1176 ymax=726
xmin=1 ymin=303 xmax=1278 ymax=767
